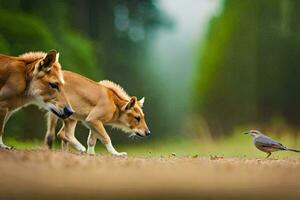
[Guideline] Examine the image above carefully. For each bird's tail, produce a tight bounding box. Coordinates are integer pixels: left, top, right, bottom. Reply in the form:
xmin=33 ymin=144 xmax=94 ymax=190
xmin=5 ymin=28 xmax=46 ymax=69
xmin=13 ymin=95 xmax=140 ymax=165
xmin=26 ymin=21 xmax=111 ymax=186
xmin=286 ymin=148 xmax=300 ymax=153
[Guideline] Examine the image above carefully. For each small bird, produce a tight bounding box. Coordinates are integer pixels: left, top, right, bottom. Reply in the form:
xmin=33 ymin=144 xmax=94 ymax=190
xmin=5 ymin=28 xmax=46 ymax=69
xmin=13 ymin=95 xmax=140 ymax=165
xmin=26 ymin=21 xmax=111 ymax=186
xmin=244 ymin=130 xmax=300 ymax=158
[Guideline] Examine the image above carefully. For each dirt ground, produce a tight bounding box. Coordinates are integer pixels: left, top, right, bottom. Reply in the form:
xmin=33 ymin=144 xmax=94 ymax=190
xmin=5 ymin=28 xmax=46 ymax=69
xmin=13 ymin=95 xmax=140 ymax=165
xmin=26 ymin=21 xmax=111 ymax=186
xmin=0 ymin=149 xmax=300 ymax=200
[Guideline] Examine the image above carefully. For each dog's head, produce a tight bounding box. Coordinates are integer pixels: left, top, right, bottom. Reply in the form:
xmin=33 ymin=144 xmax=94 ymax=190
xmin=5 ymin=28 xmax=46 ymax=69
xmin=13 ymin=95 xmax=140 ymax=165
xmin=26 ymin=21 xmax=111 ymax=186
xmin=117 ymin=96 xmax=150 ymax=137
xmin=26 ymin=50 xmax=73 ymax=119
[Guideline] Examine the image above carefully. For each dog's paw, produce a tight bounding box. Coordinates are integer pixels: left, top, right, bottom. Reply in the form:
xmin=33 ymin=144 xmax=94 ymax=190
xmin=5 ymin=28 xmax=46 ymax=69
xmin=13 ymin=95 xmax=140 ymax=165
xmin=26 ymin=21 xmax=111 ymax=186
xmin=75 ymin=144 xmax=86 ymax=153
xmin=112 ymin=152 xmax=127 ymax=157
xmin=0 ymin=144 xmax=13 ymax=150
xmin=87 ymin=148 xmax=95 ymax=155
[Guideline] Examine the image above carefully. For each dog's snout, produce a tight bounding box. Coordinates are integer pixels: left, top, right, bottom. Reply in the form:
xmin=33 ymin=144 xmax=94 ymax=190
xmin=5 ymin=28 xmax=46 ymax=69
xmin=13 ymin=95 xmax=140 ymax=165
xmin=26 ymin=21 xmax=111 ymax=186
xmin=145 ymin=129 xmax=151 ymax=136
xmin=63 ymin=106 xmax=74 ymax=118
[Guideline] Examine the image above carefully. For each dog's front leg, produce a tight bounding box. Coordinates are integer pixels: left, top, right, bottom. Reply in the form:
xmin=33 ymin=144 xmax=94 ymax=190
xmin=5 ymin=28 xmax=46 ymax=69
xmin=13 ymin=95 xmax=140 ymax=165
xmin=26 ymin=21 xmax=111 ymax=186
xmin=0 ymin=109 xmax=12 ymax=149
xmin=105 ymin=141 xmax=127 ymax=157
xmin=0 ymin=108 xmax=13 ymax=149
xmin=86 ymin=119 xmax=127 ymax=157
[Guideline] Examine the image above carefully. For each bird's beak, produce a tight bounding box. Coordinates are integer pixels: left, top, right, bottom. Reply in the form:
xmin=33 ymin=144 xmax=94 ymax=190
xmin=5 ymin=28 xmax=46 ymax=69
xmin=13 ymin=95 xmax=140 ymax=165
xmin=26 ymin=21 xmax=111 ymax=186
xmin=244 ymin=131 xmax=249 ymax=135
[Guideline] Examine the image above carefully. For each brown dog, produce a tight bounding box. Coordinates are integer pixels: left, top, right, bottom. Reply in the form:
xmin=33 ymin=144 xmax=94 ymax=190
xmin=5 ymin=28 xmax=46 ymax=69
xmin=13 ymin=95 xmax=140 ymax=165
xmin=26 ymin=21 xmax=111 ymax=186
xmin=0 ymin=50 xmax=73 ymax=149
xmin=45 ymin=71 xmax=150 ymax=156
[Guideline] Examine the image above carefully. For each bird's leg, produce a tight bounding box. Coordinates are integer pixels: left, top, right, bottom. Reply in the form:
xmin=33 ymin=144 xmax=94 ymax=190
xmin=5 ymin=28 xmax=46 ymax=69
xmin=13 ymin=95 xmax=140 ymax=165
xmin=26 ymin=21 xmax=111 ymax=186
xmin=265 ymin=152 xmax=271 ymax=159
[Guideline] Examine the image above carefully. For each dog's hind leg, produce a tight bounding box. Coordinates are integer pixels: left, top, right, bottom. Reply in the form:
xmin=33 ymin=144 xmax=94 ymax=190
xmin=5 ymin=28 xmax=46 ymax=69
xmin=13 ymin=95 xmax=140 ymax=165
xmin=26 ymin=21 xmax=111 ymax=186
xmin=57 ymin=123 xmax=69 ymax=152
xmin=63 ymin=118 xmax=86 ymax=153
xmin=44 ymin=112 xmax=58 ymax=149
xmin=61 ymin=140 xmax=69 ymax=152
xmin=87 ymin=130 xmax=97 ymax=155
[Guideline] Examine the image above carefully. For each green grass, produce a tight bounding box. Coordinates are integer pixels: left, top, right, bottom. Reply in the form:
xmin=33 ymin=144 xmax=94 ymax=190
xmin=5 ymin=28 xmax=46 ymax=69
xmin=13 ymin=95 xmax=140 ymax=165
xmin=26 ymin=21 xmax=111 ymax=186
xmin=120 ymin=133 xmax=300 ymax=158
xmin=6 ymin=138 xmax=43 ymax=149
xmin=5 ymin=132 xmax=300 ymax=159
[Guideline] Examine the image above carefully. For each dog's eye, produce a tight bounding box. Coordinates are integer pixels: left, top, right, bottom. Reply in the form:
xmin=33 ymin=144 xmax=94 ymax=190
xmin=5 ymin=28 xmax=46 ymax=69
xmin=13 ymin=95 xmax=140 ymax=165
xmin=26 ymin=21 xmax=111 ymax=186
xmin=135 ymin=116 xmax=141 ymax=122
xmin=49 ymin=82 xmax=59 ymax=91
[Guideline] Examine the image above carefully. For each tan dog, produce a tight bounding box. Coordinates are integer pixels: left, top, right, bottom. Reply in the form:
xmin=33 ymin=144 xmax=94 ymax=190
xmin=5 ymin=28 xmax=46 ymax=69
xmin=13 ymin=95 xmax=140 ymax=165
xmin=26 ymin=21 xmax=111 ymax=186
xmin=0 ymin=50 xmax=73 ymax=149
xmin=45 ymin=71 xmax=150 ymax=156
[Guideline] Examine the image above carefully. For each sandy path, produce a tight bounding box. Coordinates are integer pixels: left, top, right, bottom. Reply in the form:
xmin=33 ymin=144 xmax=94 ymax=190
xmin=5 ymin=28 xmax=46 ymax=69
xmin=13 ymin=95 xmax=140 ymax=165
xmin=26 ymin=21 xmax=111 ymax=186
xmin=0 ymin=149 xmax=300 ymax=200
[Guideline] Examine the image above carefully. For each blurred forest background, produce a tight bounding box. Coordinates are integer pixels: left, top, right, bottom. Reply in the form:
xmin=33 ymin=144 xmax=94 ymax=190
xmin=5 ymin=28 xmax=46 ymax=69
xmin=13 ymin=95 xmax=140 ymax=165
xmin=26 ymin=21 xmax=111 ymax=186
xmin=1 ymin=0 xmax=300 ymax=154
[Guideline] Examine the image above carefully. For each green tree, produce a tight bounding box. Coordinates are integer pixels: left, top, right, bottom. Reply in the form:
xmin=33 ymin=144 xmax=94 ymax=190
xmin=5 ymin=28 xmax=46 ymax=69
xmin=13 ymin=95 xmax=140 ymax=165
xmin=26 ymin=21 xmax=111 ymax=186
xmin=194 ymin=0 xmax=300 ymax=136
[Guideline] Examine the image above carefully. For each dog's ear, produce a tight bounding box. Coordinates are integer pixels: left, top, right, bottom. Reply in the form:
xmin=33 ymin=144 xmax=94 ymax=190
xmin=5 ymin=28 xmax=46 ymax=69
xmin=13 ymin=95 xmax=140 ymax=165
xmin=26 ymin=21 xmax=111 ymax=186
xmin=138 ymin=97 xmax=145 ymax=107
xmin=38 ymin=50 xmax=57 ymax=72
xmin=123 ymin=96 xmax=137 ymax=110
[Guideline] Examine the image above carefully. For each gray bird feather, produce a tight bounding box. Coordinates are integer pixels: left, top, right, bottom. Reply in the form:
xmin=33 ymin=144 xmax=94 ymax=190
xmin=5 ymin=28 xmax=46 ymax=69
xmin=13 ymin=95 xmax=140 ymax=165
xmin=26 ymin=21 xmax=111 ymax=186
xmin=245 ymin=130 xmax=300 ymax=158
xmin=254 ymin=136 xmax=286 ymax=151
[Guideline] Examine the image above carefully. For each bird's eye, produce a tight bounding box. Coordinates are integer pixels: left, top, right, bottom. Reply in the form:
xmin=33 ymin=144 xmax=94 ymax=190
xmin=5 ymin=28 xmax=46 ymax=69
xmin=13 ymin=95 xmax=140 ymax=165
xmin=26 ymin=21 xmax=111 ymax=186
xmin=135 ymin=116 xmax=141 ymax=122
xmin=49 ymin=82 xmax=59 ymax=90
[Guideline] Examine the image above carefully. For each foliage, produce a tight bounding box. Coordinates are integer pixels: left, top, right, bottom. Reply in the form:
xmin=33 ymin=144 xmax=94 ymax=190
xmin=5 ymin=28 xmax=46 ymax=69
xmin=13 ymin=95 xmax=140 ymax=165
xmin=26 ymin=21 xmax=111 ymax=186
xmin=0 ymin=0 xmax=168 ymax=141
xmin=0 ymin=9 xmax=57 ymax=53
xmin=194 ymin=0 xmax=300 ymax=135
